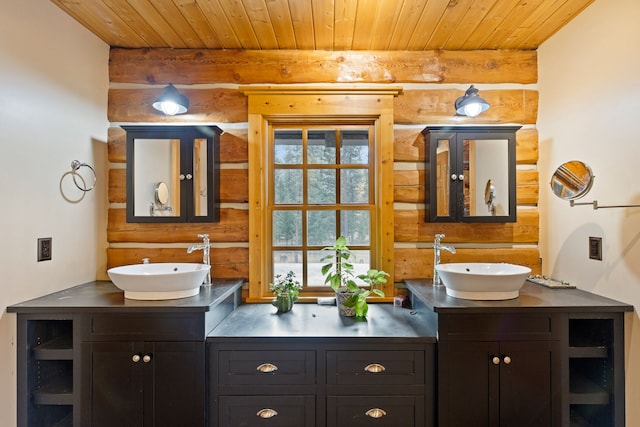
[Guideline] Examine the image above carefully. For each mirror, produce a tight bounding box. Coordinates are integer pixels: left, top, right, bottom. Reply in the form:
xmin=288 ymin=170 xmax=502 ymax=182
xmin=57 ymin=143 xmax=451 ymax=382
xmin=124 ymin=125 xmax=221 ymax=223
xmin=425 ymin=126 xmax=519 ymax=222
xmin=550 ymin=160 xmax=594 ymax=200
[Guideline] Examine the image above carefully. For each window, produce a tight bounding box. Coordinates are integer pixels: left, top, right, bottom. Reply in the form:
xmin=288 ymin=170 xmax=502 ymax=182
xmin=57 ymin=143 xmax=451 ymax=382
xmin=242 ymin=86 xmax=399 ymax=302
xmin=269 ymin=125 xmax=376 ymax=292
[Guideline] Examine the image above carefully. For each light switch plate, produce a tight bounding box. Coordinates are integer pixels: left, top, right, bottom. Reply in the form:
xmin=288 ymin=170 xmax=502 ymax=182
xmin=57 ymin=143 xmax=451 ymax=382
xmin=589 ymin=236 xmax=602 ymax=261
xmin=38 ymin=237 xmax=52 ymax=262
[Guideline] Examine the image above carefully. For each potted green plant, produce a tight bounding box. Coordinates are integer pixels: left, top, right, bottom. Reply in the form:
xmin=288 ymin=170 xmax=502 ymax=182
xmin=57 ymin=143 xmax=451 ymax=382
xmin=320 ymin=236 xmax=388 ymax=319
xmin=269 ymin=270 xmax=301 ymax=313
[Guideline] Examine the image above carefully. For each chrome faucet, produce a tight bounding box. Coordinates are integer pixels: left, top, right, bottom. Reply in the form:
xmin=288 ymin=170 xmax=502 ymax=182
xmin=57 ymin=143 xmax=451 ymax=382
xmin=187 ymin=233 xmax=211 ymax=286
xmin=433 ymin=233 xmax=456 ymax=286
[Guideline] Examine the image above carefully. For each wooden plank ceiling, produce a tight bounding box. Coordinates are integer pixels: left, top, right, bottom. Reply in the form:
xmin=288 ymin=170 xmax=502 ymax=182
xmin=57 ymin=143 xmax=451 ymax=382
xmin=51 ymin=0 xmax=595 ymax=50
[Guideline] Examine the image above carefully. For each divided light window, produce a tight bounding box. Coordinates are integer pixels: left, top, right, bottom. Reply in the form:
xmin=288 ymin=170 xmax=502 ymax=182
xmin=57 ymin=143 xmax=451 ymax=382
xmin=269 ymin=125 xmax=376 ymax=293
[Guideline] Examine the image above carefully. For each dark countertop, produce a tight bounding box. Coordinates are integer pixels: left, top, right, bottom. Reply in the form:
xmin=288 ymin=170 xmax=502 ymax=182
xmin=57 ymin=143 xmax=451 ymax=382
xmin=208 ymin=302 xmax=437 ymax=342
xmin=404 ymin=279 xmax=634 ymax=314
xmin=6 ymin=279 xmax=244 ymax=314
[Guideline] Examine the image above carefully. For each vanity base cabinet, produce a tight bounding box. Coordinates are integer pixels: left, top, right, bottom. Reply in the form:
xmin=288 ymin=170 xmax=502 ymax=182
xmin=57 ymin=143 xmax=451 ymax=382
xmin=436 ymin=313 xmax=562 ymax=427
xmin=82 ymin=341 xmax=205 ymax=427
xmin=209 ymin=339 xmax=435 ymax=427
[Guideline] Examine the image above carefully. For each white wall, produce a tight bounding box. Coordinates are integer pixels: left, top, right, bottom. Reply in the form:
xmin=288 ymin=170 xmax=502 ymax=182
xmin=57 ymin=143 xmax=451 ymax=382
xmin=538 ymin=0 xmax=640 ymax=423
xmin=0 ymin=0 xmax=108 ymax=424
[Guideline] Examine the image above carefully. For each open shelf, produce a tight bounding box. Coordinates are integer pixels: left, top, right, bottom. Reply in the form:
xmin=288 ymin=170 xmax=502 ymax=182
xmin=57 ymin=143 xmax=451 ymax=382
xmin=568 ymin=317 xmax=618 ymax=427
xmin=23 ymin=318 xmax=75 ymax=427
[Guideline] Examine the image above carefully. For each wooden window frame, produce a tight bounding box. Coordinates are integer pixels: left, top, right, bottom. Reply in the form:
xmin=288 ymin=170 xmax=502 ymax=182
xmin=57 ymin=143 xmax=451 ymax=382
xmin=242 ymin=86 xmax=401 ymax=302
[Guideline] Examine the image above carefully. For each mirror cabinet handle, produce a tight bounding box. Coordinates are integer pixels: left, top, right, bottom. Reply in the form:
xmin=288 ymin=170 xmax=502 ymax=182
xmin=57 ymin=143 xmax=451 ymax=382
xmin=185 ymin=173 xmax=193 ymax=180
xmin=179 ymin=174 xmax=186 ymax=181
xmin=132 ymin=354 xmax=141 ymax=363
xmin=458 ymin=174 xmax=464 ymax=181
xmin=257 ymin=363 xmax=278 ymax=373
xmin=450 ymin=174 xmax=458 ymax=181
xmin=364 ymin=363 xmax=386 ymax=373
xmin=365 ymin=408 xmax=387 ymax=418
xmin=256 ymin=408 xmax=278 ymax=418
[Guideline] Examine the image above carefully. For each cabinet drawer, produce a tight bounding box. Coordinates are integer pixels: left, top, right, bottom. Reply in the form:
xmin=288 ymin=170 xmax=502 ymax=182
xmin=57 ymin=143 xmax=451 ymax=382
xmin=216 ymin=350 xmax=315 ymax=385
xmin=327 ymin=350 xmax=425 ymax=386
xmin=327 ymin=395 xmax=425 ymax=427
xmin=217 ymin=395 xmax=315 ymax=427
xmin=85 ymin=313 xmax=202 ymax=341
xmin=438 ymin=313 xmax=559 ymax=341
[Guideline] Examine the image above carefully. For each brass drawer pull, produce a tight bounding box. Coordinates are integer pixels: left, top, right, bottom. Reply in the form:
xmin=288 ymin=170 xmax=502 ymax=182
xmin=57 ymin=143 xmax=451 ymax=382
xmin=257 ymin=363 xmax=278 ymax=373
xmin=256 ymin=408 xmax=278 ymax=418
xmin=364 ymin=363 xmax=385 ymax=373
xmin=365 ymin=408 xmax=387 ymax=418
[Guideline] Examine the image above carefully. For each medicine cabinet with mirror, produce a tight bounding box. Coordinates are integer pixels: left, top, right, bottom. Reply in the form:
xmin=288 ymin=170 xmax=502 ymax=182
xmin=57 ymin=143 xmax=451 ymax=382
xmin=424 ymin=126 xmax=520 ymax=223
xmin=124 ymin=125 xmax=222 ymax=223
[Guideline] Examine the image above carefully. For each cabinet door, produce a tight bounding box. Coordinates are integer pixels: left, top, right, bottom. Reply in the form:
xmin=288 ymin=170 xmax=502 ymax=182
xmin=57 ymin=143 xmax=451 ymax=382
xmin=438 ymin=341 xmax=499 ymax=427
xmin=148 ymin=341 xmax=205 ymax=427
xmin=499 ymin=341 xmax=560 ymax=427
xmin=83 ymin=341 xmax=144 ymax=427
xmin=439 ymin=341 xmax=559 ymax=427
xmin=84 ymin=341 xmax=205 ymax=427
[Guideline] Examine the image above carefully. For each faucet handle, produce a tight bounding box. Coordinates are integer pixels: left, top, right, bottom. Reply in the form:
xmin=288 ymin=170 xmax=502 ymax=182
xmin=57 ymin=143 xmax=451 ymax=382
xmin=434 ymin=233 xmax=445 ymax=241
xmin=197 ymin=233 xmax=209 ymax=240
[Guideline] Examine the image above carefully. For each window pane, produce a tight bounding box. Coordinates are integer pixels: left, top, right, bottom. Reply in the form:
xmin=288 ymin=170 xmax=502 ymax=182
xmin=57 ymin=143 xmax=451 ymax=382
xmin=308 ymin=130 xmax=336 ymax=164
xmin=308 ymin=169 xmax=336 ymax=204
xmin=307 ymin=250 xmax=327 ymax=287
xmin=307 ymin=211 xmax=336 ymax=246
xmin=341 ymin=210 xmax=370 ymax=245
xmin=351 ymin=250 xmax=371 ymax=277
xmin=274 ymin=169 xmax=303 ymax=204
xmin=273 ymin=210 xmax=302 ymax=246
xmin=274 ymin=130 xmax=302 ymax=164
xmin=340 ymin=169 xmax=369 ymax=203
xmin=273 ymin=250 xmax=302 ymax=280
xmin=340 ymin=130 xmax=369 ymax=164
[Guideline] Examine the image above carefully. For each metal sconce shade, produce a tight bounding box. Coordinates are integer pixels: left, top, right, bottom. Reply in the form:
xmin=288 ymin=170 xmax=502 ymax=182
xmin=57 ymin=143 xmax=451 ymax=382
xmin=152 ymin=84 xmax=189 ymax=115
xmin=455 ymin=85 xmax=490 ymax=117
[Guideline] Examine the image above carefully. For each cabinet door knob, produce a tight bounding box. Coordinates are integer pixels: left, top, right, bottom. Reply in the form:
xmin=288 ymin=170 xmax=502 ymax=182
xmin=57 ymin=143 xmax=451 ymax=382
xmin=256 ymin=363 xmax=278 ymax=373
xmin=457 ymin=174 xmax=464 ymax=181
xmin=503 ymin=355 xmax=512 ymax=365
xmin=132 ymin=354 xmax=141 ymax=363
xmin=364 ymin=363 xmax=386 ymax=373
xmin=180 ymin=174 xmax=186 ymax=181
xmin=143 ymin=354 xmax=152 ymax=363
xmin=451 ymin=174 xmax=458 ymax=181
xmin=256 ymin=408 xmax=278 ymax=419
xmin=365 ymin=408 xmax=387 ymax=418
xmin=491 ymin=355 xmax=501 ymax=365
xmin=185 ymin=173 xmax=193 ymax=180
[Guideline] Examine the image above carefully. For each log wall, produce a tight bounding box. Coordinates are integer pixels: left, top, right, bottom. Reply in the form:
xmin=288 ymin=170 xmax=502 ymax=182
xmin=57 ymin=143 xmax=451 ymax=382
xmin=106 ymin=49 xmax=541 ymax=296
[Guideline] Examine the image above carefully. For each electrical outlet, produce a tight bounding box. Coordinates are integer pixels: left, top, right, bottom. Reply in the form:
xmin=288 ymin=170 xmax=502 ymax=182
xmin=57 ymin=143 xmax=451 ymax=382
xmin=589 ymin=237 xmax=602 ymax=261
xmin=38 ymin=237 xmax=52 ymax=262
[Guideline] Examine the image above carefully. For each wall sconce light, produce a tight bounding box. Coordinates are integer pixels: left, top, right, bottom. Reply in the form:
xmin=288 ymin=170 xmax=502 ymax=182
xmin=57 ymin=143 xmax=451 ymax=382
xmin=455 ymin=85 xmax=490 ymax=117
xmin=152 ymin=84 xmax=189 ymax=115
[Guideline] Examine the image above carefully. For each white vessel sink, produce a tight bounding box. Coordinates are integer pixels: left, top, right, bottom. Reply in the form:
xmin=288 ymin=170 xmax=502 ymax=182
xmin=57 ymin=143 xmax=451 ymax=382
xmin=107 ymin=263 xmax=210 ymax=300
xmin=435 ymin=262 xmax=531 ymax=300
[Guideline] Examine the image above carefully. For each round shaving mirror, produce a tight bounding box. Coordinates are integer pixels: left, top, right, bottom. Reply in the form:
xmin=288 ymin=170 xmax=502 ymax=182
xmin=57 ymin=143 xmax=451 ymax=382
xmin=155 ymin=182 xmax=170 ymax=206
xmin=550 ymin=161 xmax=594 ymax=200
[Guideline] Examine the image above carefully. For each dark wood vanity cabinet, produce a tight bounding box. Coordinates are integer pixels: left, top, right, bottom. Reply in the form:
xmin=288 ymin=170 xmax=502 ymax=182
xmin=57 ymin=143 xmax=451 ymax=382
xmin=82 ymin=339 xmax=205 ymax=427
xmin=437 ymin=314 xmax=562 ymax=426
xmin=405 ymin=280 xmax=632 ymax=427
xmin=208 ymin=304 xmax=436 ymax=427
xmin=8 ymin=280 xmax=243 ymax=427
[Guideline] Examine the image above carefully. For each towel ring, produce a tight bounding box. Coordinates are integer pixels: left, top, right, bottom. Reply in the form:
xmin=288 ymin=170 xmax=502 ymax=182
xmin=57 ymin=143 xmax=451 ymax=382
xmin=70 ymin=160 xmax=96 ymax=192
